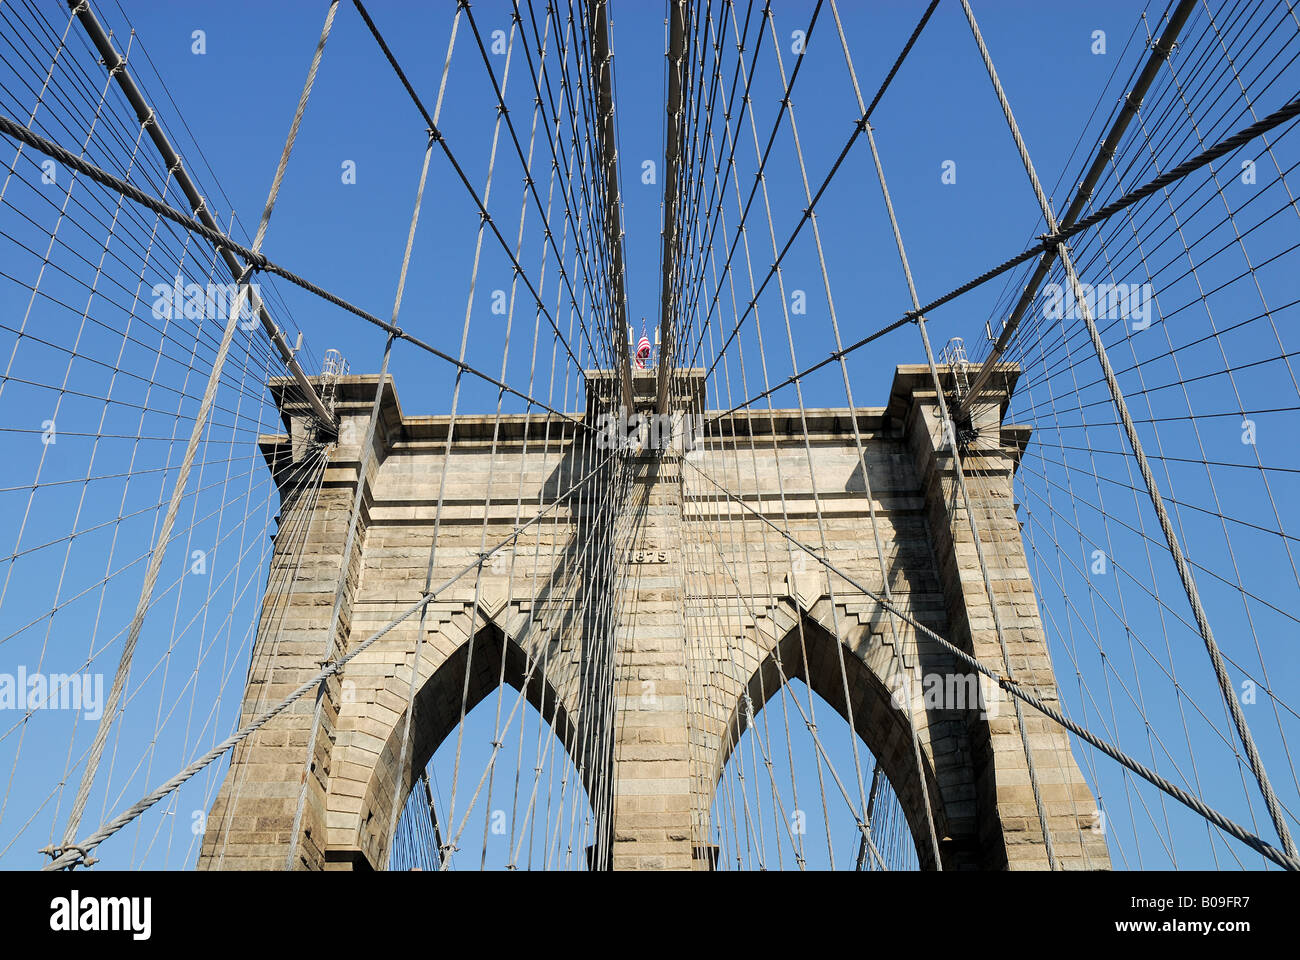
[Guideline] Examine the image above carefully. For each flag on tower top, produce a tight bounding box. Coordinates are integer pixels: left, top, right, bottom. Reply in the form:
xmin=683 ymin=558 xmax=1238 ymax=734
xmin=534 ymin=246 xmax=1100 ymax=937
xmin=635 ymin=326 xmax=652 ymax=369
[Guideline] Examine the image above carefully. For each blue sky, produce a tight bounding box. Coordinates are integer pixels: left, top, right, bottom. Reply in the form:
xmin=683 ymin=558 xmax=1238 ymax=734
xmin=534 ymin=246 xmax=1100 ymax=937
xmin=0 ymin=0 xmax=1297 ymax=870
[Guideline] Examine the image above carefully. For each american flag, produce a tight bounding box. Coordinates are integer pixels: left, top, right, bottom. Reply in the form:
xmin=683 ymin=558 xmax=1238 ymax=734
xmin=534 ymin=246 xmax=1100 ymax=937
xmin=635 ymin=331 xmax=652 ymax=368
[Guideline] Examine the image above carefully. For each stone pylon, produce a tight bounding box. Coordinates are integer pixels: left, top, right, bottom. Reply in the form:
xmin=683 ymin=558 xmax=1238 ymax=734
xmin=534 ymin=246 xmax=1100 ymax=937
xmin=198 ymin=364 xmax=1109 ymax=870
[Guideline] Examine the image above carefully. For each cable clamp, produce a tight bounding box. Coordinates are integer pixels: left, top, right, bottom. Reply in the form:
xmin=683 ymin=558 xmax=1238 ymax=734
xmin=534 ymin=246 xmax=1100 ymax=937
xmin=38 ymin=844 xmax=98 ymax=869
xmin=1147 ymin=33 xmax=1180 ymax=59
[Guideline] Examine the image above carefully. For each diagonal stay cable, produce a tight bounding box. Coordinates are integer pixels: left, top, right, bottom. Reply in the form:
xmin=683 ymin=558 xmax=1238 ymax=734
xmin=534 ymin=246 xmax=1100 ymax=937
xmin=463 ymin=1 xmax=626 ymax=381
xmin=957 ymin=0 xmax=1295 ymax=860
xmin=350 ymin=0 xmax=603 ymax=371
xmin=705 ymin=92 xmax=1300 ymax=425
xmin=0 ymin=111 xmax=586 ymax=428
xmin=683 ymin=0 xmax=940 ymax=384
xmin=56 ymin=0 xmax=343 ymax=850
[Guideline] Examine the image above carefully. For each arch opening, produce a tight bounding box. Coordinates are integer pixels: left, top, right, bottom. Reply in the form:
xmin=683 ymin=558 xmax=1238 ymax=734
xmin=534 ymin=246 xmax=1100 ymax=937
xmin=708 ymin=614 xmax=952 ymax=870
xmin=363 ymin=623 xmax=596 ymax=870
xmin=710 ymin=675 xmax=920 ymax=871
